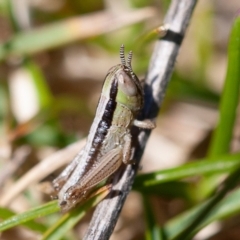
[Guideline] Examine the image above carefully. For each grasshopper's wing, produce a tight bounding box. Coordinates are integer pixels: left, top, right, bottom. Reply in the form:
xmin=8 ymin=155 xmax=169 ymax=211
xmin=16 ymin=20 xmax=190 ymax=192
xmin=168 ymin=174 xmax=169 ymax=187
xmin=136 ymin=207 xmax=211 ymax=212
xmin=66 ymin=147 xmax=123 ymax=197
xmin=52 ymin=150 xmax=84 ymax=192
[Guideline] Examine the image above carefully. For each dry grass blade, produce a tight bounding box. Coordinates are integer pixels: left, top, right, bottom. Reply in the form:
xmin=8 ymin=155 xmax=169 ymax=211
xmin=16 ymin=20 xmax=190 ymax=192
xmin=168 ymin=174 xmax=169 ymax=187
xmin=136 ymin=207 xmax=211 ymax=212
xmin=0 ymin=139 xmax=86 ymax=206
xmin=0 ymin=146 xmax=31 ymax=189
xmin=0 ymin=7 xmax=157 ymax=59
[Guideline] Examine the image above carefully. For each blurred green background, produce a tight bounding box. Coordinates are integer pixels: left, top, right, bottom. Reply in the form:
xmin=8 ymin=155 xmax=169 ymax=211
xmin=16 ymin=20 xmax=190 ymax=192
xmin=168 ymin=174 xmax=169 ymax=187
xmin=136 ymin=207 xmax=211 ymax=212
xmin=0 ymin=0 xmax=240 ymax=239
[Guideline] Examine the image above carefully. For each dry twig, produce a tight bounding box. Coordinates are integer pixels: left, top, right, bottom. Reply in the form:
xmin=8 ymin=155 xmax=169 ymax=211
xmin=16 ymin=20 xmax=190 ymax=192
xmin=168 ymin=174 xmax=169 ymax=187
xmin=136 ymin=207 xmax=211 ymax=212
xmin=84 ymin=0 xmax=198 ymax=239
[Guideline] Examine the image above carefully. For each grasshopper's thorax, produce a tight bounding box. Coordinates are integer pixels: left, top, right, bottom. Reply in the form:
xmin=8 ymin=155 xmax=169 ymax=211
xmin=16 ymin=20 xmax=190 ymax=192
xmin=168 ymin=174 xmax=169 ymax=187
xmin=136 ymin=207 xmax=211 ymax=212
xmin=98 ymin=63 xmax=143 ymax=154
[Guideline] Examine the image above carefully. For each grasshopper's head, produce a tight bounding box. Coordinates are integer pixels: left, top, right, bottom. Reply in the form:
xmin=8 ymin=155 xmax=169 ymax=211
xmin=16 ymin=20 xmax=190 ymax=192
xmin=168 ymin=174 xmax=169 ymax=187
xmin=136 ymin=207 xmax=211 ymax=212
xmin=102 ymin=45 xmax=143 ymax=112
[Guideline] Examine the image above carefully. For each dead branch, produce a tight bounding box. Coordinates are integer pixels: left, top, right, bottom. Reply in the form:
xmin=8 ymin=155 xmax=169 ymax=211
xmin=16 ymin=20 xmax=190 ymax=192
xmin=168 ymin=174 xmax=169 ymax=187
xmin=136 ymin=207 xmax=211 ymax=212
xmin=83 ymin=0 xmax=198 ymax=239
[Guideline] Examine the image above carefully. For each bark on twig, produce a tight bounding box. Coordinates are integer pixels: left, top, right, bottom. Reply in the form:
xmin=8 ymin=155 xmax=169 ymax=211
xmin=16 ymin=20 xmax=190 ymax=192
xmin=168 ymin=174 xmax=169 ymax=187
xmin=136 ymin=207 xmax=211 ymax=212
xmin=84 ymin=1 xmax=198 ymax=239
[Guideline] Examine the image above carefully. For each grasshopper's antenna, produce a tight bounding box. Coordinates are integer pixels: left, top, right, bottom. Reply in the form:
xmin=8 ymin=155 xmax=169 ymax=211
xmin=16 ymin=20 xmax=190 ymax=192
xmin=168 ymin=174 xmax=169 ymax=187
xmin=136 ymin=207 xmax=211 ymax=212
xmin=126 ymin=51 xmax=133 ymax=70
xmin=120 ymin=44 xmax=126 ymax=65
xmin=127 ymin=51 xmax=135 ymax=78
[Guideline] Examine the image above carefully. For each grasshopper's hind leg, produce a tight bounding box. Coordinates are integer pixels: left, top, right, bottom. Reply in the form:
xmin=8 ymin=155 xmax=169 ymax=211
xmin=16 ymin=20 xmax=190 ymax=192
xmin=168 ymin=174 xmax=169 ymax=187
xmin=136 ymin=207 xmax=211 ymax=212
xmin=52 ymin=150 xmax=83 ymax=193
xmin=64 ymin=148 xmax=123 ymax=205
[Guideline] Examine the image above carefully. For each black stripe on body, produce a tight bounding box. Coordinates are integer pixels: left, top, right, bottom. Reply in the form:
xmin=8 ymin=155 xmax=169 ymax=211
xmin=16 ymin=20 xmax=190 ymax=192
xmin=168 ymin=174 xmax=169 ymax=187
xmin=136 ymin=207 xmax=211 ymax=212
xmin=88 ymin=77 xmax=118 ymax=163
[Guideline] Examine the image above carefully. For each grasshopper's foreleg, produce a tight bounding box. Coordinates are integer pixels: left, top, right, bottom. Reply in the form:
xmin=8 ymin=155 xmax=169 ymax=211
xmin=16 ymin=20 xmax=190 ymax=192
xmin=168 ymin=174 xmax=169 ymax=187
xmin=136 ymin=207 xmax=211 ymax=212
xmin=52 ymin=150 xmax=83 ymax=192
xmin=133 ymin=119 xmax=156 ymax=129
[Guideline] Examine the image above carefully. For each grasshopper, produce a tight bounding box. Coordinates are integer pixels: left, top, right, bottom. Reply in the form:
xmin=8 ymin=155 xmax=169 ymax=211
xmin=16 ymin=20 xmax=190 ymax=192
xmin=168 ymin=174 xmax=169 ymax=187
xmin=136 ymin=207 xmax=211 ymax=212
xmin=52 ymin=45 xmax=155 ymax=212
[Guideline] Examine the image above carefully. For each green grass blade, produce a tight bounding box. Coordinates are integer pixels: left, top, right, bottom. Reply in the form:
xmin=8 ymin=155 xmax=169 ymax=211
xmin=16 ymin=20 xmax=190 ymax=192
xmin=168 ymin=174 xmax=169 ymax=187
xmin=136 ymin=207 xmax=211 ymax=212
xmin=163 ymin=168 xmax=240 ymax=239
xmin=0 ymin=201 xmax=59 ymax=232
xmin=143 ymin=195 xmax=162 ymax=240
xmin=137 ymin=181 xmax=193 ymax=200
xmin=208 ymin=16 xmax=240 ymax=157
xmin=162 ymin=188 xmax=240 ymax=239
xmin=0 ymin=18 xmax=87 ymax=60
xmin=133 ymin=153 xmax=240 ymax=189
xmin=173 ymin=166 xmax=240 ymax=239
xmin=0 ymin=10 xmax=154 ymax=61
xmin=0 ymin=207 xmax=47 ymax=233
xmin=199 ymin=15 xmax=240 ymax=199
xmin=23 ymin=59 xmax=53 ymax=109
xmin=6 ymin=0 xmax=19 ymax=32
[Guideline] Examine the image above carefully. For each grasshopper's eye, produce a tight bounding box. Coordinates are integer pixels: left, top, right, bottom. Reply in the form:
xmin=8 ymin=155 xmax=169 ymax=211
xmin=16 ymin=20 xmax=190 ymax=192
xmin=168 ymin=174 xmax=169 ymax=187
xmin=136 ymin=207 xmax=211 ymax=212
xmin=117 ymin=72 xmax=137 ymax=96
